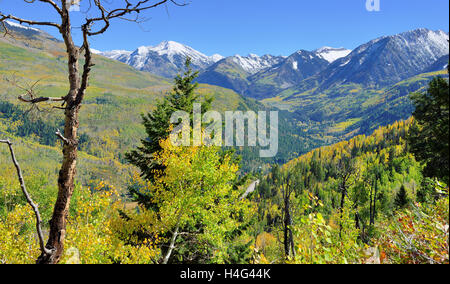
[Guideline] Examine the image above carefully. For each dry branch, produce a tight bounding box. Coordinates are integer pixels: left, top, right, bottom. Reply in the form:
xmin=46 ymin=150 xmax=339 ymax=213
xmin=1 ymin=0 xmax=189 ymax=264
xmin=0 ymin=140 xmax=52 ymax=257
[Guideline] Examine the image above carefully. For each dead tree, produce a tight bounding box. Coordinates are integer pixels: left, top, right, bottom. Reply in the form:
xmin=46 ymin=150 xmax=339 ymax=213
xmin=362 ymin=163 xmax=380 ymax=226
xmin=1 ymin=0 xmax=185 ymax=264
xmin=335 ymin=155 xmax=357 ymax=239
xmin=0 ymin=140 xmax=50 ymax=257
xmin=281 ymin=173 xmax=296 ymax=259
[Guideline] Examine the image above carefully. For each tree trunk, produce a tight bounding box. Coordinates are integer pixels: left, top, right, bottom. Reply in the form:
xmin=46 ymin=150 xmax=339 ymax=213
xmin=370 ymin=177 xmax=378 ymax=226
xmin=289 ymin=221 xmax=295 ymax=258
xmin=283 ymin=189 xmax=294 ymax=258
xmin=37 ymin=8 xmax=81 ymax=264
xmin=369 ymin=181 xmax=374 ymax=226
xmin=339 ymin=180 xmax=347 ymax=239
xmin=163 ymin=225 xmax=180 ymax=264
xmin=1 ymin=0 xmax=172 ymax=265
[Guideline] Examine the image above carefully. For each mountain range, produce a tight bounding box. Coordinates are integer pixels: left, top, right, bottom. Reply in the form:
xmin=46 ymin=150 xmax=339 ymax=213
xmin=99 ymin=29 xmax=448 ymax=101
xmin=96 ymin=41 xmax=224 ymax=78
xmin=0 ymin=21 xmax=449 ymax=174
xmin=310 ymin=29 xmax=449 ymax=90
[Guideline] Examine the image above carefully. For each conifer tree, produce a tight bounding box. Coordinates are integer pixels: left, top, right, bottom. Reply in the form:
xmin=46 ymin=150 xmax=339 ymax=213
xmin=394 ymin=185 xmax=409 ymax=209
xmin=126 ymin=58 xmax=212 ymax=179
xmin=125 ymin=58 xmax=212 ymax=206
xmin=408 ymin=73 xmax=449 ymax=184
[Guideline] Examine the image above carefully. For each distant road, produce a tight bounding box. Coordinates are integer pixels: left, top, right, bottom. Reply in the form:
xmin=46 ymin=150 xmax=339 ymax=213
xmin=240 ymin=179 xmax=260 ymax=200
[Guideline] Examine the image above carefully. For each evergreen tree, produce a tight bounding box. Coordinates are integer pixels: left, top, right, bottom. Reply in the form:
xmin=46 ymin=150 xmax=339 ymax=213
xmin=408 ymin=72 xmax=449 ymax=184
xmin=394 ymin=185 xmax=409 ymax=209
xmin=125 ymin=58 xmax=212 ymax=205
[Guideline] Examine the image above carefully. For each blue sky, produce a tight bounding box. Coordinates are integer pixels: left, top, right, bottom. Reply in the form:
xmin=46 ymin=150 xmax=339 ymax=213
xmin=1 ymin=0 xmax=448 ymax=56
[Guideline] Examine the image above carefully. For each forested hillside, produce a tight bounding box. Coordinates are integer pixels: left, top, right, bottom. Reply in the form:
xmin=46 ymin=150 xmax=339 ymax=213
xmin=0 ymin=1 xmax=448 ymax=266
xmin=2 ymin=69 xmax=448 ymax=264
xmin=0 ymin=28 xmax=327 ymax=175
xmin=253 ymin=118 xmax=448 ymax=264
xmin=2 ymin=114 xmax=448 ymax=264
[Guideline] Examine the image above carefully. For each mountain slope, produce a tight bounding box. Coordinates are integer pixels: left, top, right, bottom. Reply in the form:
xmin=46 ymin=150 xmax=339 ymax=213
xmin=314 ymin=29 xmax=449 ymax=90
xmin=0 ymin=20 xmax=65 ymax=53
xmin=246 ymin=50 xmax=330 ymax=99
xmin=227 ymin=54 xmax=286 ymax=74
xmin=198 ymin=50 xmax=335 ymax=99
xmin=423 ymin=54 xmax=449 ymax=73
xmin=265 ymin=69 xmax=448 ymax=142
xmin=0 ymin=25 xmax=265 ymax=177
xmin=196 ymin=54 xmax=286 ymax=95
xmin=100 ymin=41 xmax=223 ymax=78
xmin=258 ymin=28 xmax=449 ymax=138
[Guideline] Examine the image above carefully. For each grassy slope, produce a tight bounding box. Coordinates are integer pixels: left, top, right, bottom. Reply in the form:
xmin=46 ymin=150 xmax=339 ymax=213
xmin=0 ymin=35 xmax=255 ymax=188
xmin=262 ymin=70 xmax=448 ymax=141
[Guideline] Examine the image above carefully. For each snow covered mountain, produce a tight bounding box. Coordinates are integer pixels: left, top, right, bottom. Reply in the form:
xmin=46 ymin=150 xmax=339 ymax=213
xmin=4 ymin=20 xmax=40 ymax=32
xmin=196 ymin=54 xmax=286 ymax=96
xmin=100 ymin=41 xmax=223 ymax=78
xmin=0 ymin=20 xmax=62 ymax=51
xmin=245 ymin=50 xmax=330 ymax=98
xmin=313 ymin=47 xmax=352 ymax=63
xmin=97 ymin=29 xmax=448 ymax=99
xmin=315 ymin=28 xmax=449 ymax=89
xmin=229 ymin=54 xmax=286 ymax=74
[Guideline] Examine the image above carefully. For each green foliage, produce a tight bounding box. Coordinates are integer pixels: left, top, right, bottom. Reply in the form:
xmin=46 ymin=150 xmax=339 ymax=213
xmin=125 ymin=58 xmax=213 ymax=206
xmin=408 ymin=76 xmax=449 ymax=183
xmin=291 ymin=211 xmax=363 ymax=264
xmin=0 ymin=101 xmax=63 ymax=146
xmin=127 ymin=137 xmax=255 ymax=264
xmin=1 ymin=26 xmax=449 ymax=265
xmin=253 ymin=119 xmax=434 ymax=263
xmin=394 ymin=185 xmax=410 ymax=209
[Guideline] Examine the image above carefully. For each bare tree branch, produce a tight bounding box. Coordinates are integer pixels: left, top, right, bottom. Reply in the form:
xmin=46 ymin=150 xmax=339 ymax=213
xmin=0 ymin=13 xmax=61 ymax=29
xmin=0 ymin=140 xmax=53 ymax=257
xmin=55 ymin=129 xmax=71 ymax=145
xmin=1 ymin=0 xmax=189 ymax=264
xmin=18 ymin=94 xmax=66 ymax=104
xmin=83 ymin=0 xmax=187 ymax=36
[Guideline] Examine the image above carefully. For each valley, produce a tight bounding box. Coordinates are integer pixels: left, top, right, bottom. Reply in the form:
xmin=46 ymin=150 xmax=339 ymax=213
xmin=0 ymin=4 xmax=448 ymax=265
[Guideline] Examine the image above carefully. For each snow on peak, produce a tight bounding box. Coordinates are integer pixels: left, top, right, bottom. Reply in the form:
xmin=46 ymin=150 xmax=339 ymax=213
xmin=100 ymin=41 xmax=224 ymax=75
xmin=314 ymin=46 xmax=352 ymax=63
xmin=383 ymin=29 xmax=449 ymax=63
xmin=100 ymin=49 xmax=132 ymax=60
xmin=90 ymin=49 xmax=101 ymax=54
xmin=5 ymin=20 xmax=39 ymax=32
xmin=151 ymin=41 xmax=192 ymax=55
xmin=211 ymin=54 xmax=225 ymax=62
xmin=128 ymin=41 xmax=223 ymax=68
xmin=231 ymin=54 xmax=284 ymax=74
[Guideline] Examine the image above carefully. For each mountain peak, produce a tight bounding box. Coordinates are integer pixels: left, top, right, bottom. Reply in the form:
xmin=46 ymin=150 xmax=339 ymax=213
xmin=101 ymin=40 xmax=223 ymax=78
xmin=210 ymin=54 xmax=225 ymax=62
xmin=313 ymin=46 xmax=352 ymax=63
xmin=317 ymin=28 xmax=449 ymax=89
xmin=152 ymin=40 xmax=191 ymax=54
xmin=229 ymin=54 xmax=285 ymax=74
